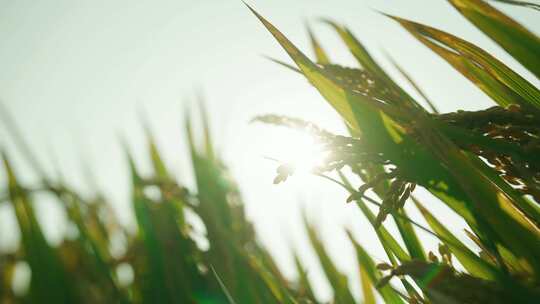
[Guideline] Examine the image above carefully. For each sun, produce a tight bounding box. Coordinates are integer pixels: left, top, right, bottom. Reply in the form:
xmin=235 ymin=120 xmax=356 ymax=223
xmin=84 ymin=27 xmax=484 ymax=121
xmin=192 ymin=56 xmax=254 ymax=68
xmin=266 ymin=128 xmax=328 ymax=176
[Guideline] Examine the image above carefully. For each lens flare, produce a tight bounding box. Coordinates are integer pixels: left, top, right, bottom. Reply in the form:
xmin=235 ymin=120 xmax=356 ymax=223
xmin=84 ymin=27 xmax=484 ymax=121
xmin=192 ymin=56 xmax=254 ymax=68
xmin=269 ymin=129 xmax=327 ymax=176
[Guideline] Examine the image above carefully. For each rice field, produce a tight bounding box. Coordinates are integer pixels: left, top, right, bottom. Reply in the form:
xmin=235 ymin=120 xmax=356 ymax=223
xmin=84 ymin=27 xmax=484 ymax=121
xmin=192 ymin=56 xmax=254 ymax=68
xmin=1 ymin=0 xmax=540 ymax=303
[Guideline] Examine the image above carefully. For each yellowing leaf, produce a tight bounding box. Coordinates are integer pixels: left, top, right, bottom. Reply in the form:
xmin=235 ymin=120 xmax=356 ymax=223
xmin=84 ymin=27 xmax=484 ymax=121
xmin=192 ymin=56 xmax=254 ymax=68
xmin=391 ymin=15 xmax=540 ymax=109
xmin=449 ymin=0 xmax=540 ymax=78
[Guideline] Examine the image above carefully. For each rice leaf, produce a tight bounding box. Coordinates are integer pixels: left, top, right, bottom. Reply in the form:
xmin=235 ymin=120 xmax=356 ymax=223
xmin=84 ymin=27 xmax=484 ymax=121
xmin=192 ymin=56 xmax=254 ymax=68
xmin=359 ymin=266 xmax=376 ymax=304
xmin=145 ymin=130 xmax=170 ymax=179
xmin=489 ymin=0 xmax=540 ymax=10
xmin=307 ymin=25 xmax=330 ymax=64
xmin=187 ymin=111 xmax=282 ymax=303
xmin=412 ymin=114 xmax=540 ymax=278
xmin=322 ymin=20 xmax=423 ymax=111
xmin=391 ymin=15 xmax=540 ymax=110
xmin=393 ymin=209 xmax=426 ymax=261
xmin=347 ymin=231 xmax=405 ymax=304
xmin=50 ymin=184 xmax=128 ymax=303
xmin=127 ymin=152 xmax=183 ymax=303
xmin=263 ymin=55 xmax=302 ymax=73
xmin=338 ymin=172 xmax=411 ymax=262
xmin=412 ymin=197 xmax=499 ymax=279
xmin=293 ymin=254 xmax=317 ymax=302
xmin=2 ymin=153 xmax=76 ymax=303
xmin=385 ymin=54 xmax=440 ymax=113
xmin=304 ymin=218 xmax=356 ymax=303
xmin=198 ymin=97 xmax=215 ymax=160
xmin=246 ymin=4 xmax=366 ymax=130
xmin=448 ymin=0 xmax=540 ymax=78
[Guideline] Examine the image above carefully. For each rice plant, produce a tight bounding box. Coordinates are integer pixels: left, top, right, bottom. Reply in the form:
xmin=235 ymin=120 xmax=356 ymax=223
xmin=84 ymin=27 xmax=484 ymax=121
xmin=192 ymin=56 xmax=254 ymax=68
xmin=1 ymin=0 xmax=539 ymax=303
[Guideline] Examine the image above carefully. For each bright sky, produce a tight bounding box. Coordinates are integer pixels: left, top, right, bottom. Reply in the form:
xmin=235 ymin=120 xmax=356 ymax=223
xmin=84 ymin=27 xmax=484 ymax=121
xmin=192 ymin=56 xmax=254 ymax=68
xmin=0 ymin=0 xmax=539 ymax=301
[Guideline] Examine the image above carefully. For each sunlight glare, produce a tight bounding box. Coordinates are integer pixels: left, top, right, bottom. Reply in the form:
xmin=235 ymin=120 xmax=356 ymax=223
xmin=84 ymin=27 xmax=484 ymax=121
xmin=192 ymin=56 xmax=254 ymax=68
xmin=267 ymin=129 xmax=328 ymax=176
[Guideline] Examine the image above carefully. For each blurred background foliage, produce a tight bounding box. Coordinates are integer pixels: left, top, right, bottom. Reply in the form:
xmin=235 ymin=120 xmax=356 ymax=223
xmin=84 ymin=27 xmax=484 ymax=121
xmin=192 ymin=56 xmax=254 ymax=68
xmin=1 ymin=0 xmax=540 ymax=303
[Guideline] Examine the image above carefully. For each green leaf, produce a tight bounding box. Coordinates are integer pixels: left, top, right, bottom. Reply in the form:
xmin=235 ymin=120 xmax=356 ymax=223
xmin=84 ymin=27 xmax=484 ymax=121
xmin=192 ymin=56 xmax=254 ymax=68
xmin=2 ymin=153 xmax=76 ymax=303
xmin=263 ymin=55 xmax=301 ymax=74
xmin=411 ymin=114 xmax=540 ymax=278
xmin=347 ymin=232 xmax=405 ymax=304
xmin=360 ymin=266 xmax=376 ymax=304
xmin=293 ymin=253 xmax=318 ymax=303
xmin=127 ymin=152 xmax=173 ymax=303
xmin=248 ymin=255 xmax=297 ymax=304
xmin=489 ymin=0 xmax=540 ymax=11
xmin=246 ymin=4 xmax=364 ymax=130
xmin=448 ymin=0 xmax=540 ymax=78
xmin=356 ymin=199 xmax=411 ymax=263
xmin=306 ymin=25 xmax=330 ymax=64
xmin=412 ymin=197 xmax=499 ymax=279
xmin=186 ymin=112 xmax=280 ymax=303
xmin=146 ymin=131 xmax=170 ymax=179
xmin=198 ymin=97 xmax=215 ymax=160
xmin=322 ymin=20 xmax=423 ymax=111
xmin=393 ymin=209 xmax=426 ymax=261
xmin=51 ymin=185 xmax=127 ymax=303
xmin=249 ymin=5 xmax=540 ymax=277
xmin=322 ymin=20 xmax=385 ymax=78
xmin=391 ymin=15 xmax=540 ymax=110
xmin=467 ymin=155 xmax=540 ymax=229
xmin=338 ymin=171 xmax=411 ymax=263
xmin=337 ymin=173 xmax=423 ymax=299
xmin=385 ymin=54 xmax=440 ymax=113
xmin=128 ymin=149 xmax=200 ymax=303
xmin=304 ymin=218 xmax=356 ymax=304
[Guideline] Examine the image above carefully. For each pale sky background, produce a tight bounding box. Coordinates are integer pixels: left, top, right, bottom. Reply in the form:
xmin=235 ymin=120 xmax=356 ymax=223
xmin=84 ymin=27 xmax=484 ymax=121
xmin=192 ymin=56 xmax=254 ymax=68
xmin=0 ymin=0 xmax=539 ymax=301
